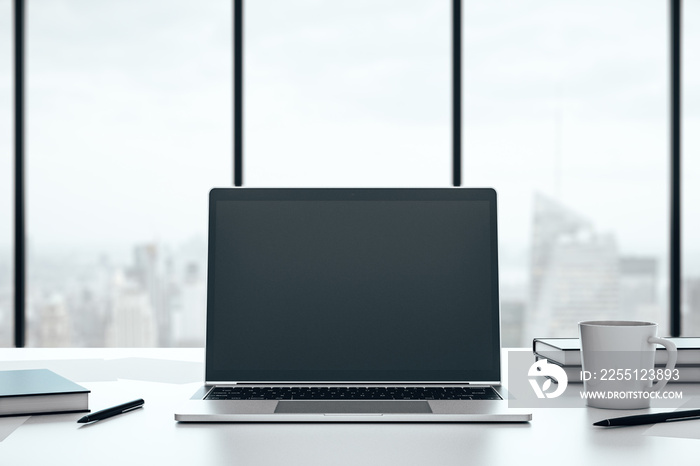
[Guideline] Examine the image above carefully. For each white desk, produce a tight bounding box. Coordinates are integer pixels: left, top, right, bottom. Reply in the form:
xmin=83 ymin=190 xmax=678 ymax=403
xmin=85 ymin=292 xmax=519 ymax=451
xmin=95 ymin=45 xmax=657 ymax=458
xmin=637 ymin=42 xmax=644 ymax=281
xmin=1 ymin=348 xmax=698 ymax=465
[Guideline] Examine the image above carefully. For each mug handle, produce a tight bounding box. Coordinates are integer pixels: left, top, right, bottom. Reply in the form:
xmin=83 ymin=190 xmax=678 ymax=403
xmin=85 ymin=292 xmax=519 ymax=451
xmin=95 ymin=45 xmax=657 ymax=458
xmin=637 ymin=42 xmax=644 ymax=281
xmin=647 ymin=337 xmax=677 ymax=393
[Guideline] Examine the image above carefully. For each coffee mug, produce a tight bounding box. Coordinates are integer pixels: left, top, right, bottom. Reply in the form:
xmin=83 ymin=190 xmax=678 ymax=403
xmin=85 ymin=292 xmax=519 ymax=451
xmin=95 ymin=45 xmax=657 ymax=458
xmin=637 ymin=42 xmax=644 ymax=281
xmin=579 ymin=321 xmax=677 ymax=409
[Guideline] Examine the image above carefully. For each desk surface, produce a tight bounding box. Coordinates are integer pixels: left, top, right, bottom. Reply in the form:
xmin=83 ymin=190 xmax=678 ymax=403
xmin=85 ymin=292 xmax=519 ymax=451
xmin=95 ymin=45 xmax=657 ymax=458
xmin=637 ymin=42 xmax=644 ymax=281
xmin=1 ymin=348 xmax=698 ymax=465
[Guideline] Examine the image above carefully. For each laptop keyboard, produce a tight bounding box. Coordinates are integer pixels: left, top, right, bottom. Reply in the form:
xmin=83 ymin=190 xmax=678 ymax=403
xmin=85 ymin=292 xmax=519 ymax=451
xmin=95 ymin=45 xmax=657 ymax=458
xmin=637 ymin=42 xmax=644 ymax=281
xmin=205 ymin=386 xmax=502 ymax=401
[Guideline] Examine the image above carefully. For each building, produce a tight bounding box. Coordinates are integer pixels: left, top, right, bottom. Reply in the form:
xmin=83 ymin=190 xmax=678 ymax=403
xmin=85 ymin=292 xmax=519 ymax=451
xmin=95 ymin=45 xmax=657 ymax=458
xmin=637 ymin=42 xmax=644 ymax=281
xmin=527 ymin=193 xmax=619 ymax=339
xmin=105 ymin=271 xmax=158 ymax=347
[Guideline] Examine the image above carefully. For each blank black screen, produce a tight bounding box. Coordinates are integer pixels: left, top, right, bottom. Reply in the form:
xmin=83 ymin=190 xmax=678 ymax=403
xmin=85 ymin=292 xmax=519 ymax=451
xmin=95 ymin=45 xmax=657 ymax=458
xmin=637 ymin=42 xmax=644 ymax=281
xmin=206 ymin=190 xmax=500 ymax=382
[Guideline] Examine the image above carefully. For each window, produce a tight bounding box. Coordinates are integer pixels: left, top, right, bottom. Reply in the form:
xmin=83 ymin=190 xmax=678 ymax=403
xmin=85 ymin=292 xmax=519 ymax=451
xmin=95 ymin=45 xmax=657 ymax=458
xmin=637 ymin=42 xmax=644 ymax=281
xmin=464 ymin=0 xmax=669 ymax=345
xmin=25 ymin=0 xmax=231 ymax=347
xmin=243 ymin=0 xmax=452 ymax=187
xmin=0 ymin=0 xmax=11 ymax=347
xmin=4 ymin=1 xmax=690 ymax=348
xmin=683 ymin=0 xmax=700 ymax=334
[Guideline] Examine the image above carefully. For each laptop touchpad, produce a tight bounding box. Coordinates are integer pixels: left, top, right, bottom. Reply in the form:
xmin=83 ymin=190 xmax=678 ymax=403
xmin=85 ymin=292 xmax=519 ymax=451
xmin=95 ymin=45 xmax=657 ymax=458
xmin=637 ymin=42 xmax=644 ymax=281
xmin=274 ymin=400 xmax=432 ymax=414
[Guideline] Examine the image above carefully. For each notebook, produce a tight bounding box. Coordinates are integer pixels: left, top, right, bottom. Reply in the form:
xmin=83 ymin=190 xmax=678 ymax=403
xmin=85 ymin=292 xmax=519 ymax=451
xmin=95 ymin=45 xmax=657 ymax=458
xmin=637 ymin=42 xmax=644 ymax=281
xmin=175 ymin=188 xmax=531 ymax=422
xmin=0 ymin=369 xmax=89 ymax=417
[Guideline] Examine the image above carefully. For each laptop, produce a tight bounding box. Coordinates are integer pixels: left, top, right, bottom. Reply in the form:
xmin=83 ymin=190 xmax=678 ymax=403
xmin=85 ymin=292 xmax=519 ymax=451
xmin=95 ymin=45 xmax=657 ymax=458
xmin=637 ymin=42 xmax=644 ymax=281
xmin=175 ymin=188 xmax=531 ymax=422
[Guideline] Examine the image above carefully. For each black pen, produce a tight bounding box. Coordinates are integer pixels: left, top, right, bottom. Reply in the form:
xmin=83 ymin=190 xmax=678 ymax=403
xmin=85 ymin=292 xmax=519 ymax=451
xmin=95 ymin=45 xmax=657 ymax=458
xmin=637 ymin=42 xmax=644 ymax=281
xmin=594 ymin=408 xmax=700 ymax=427
xmin=77 ymin=399 xmax=144 ymax=424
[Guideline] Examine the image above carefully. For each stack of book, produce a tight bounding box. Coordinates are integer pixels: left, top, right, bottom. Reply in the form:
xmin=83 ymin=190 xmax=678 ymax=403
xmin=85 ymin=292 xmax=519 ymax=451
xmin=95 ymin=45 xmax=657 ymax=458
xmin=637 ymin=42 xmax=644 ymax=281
xmin=532 ymin=337 xmax=700 ymax=383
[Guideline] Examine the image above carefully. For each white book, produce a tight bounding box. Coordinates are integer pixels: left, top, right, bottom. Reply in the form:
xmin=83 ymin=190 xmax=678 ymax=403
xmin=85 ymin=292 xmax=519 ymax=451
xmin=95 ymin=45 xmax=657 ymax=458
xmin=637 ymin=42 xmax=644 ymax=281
xmin=534 ymin=354 xmax=700 ymax=383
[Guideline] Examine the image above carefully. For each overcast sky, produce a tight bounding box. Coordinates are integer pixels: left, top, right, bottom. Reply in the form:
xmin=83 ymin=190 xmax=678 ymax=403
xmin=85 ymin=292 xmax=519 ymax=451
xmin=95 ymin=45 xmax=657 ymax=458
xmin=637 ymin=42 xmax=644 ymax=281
xmin=0 ymin=0 xmax=698 ymax=272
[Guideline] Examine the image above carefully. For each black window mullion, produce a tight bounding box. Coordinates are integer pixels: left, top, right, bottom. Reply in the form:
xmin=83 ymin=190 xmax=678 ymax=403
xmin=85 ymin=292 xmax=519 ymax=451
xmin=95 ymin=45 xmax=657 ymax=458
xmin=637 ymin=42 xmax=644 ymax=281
xmin=13 ymin=0 xmax=26 ymax=348
xmin=670 ymin=0 xmax=682 ymax=337
xmin=452 ymin=0 xmax=461 ymax=187
xmin=234 ymin=0 xmax=243 ymax=187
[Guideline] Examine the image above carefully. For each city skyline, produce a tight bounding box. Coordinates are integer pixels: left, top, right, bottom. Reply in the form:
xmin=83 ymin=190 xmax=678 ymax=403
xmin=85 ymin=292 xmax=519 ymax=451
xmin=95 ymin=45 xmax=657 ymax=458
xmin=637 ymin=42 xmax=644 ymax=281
xmin=2 ymin=189 xmax=698 ymax=348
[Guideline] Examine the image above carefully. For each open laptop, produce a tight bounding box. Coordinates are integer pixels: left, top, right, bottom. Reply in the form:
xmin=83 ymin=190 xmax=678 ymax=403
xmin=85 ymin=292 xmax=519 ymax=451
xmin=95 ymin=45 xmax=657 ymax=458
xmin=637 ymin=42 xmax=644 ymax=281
xmin=175 ymin=188 xmax=531 ymax=422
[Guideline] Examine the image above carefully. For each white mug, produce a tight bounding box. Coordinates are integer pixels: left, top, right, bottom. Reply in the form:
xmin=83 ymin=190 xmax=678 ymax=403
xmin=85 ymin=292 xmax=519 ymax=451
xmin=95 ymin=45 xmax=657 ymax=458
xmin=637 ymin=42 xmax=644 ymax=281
xmin=579 ymin=321 xmax=677 ymax=409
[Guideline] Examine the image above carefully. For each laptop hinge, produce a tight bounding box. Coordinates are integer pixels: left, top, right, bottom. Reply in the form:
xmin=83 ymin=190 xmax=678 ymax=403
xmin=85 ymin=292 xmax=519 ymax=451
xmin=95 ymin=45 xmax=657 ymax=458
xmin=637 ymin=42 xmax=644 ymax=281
xmin=205 ymin=382 xmax=498 ymax=386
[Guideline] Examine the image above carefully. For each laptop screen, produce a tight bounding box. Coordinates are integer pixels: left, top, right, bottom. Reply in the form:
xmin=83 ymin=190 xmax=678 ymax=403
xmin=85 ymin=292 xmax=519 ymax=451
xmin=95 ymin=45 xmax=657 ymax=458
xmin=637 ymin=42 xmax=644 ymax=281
xmin=205 ymin=189 xmax=501 ymax=382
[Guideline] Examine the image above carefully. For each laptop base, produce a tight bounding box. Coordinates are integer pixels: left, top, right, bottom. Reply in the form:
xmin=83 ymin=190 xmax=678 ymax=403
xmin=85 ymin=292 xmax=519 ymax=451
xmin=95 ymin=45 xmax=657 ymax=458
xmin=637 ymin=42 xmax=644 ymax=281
xmin=175 ymin=397 xmax=532 ymax=422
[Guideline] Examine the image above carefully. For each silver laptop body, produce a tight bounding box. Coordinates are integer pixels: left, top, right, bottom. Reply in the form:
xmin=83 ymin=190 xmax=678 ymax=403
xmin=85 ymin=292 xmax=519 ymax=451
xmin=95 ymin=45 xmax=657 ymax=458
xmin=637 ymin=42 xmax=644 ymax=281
xmin=175 ymin=188 xmax=531 ymax=422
